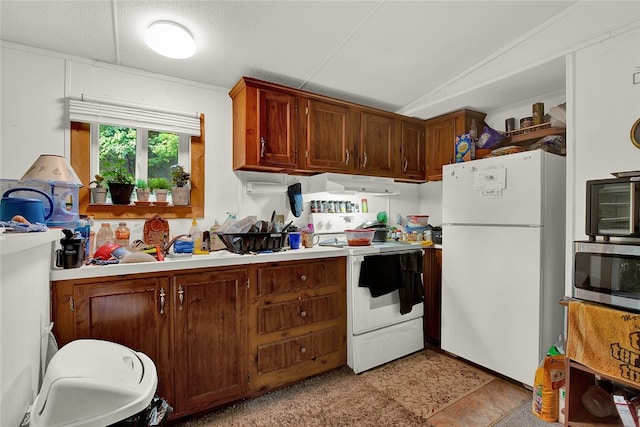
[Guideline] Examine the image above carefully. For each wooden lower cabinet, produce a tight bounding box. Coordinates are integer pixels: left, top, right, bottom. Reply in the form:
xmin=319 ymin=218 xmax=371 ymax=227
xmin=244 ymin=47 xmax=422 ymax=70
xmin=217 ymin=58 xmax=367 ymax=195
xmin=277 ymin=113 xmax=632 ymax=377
xmin=423 ymin=248 xmax=442 ymax=347
xmin=248 ymin=257 xmax=347 ymax=393
xmin=172 ymin=268 xmax=249 ymax=414
xmin=50 ymin=257 xmax=347 ymax=420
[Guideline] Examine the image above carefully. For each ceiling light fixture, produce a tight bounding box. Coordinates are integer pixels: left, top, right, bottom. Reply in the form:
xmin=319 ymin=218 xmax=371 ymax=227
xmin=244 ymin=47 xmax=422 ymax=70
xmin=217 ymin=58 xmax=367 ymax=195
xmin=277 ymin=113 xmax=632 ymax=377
xmin=145 ymin=21 xmax=196 ymax=59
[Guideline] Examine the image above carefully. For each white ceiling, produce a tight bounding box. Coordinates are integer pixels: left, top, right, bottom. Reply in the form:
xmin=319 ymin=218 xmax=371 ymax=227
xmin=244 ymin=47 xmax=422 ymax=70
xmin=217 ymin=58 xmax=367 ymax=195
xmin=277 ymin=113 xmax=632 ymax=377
xmin=1 ymin=1 xmax=639 ymax=119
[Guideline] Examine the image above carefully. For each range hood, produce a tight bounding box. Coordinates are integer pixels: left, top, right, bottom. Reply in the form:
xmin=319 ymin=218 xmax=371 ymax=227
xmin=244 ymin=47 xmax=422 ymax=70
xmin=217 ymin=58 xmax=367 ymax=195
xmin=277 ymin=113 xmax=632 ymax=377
xmin=307 ymin=173 xmax=399 ymax=195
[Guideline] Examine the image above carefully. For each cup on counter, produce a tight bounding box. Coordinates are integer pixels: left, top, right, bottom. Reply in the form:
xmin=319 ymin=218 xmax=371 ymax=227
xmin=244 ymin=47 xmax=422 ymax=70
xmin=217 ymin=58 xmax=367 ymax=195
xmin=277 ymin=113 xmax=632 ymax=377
xmin=302 ymin=232 xmax=319 ymax=248
xmin=288 ymin=232 xmax=301 ymax=249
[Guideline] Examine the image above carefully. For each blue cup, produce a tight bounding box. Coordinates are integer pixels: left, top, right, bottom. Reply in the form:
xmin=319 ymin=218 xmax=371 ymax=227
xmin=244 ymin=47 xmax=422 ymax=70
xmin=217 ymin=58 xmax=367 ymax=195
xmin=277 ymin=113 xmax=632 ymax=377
xmin=288 ymin=232 xmax=301 ymax=249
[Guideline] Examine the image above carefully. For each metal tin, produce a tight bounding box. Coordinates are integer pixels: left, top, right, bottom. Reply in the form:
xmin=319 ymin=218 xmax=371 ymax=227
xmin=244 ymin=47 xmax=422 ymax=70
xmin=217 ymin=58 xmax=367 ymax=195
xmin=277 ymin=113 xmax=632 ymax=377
xmin=532 ymin=102 xmax=544 ymax=125
xmin=520 ymin=116 xmax=533 ymax=129
xmin=505 ymin=118 xmax=515 ymax=132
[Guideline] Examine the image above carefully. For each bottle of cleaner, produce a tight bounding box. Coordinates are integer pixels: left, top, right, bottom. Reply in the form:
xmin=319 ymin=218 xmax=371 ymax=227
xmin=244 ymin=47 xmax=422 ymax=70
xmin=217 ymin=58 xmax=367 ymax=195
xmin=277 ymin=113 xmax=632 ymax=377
xmin=189 ymin=218 xmax=203 ymax=254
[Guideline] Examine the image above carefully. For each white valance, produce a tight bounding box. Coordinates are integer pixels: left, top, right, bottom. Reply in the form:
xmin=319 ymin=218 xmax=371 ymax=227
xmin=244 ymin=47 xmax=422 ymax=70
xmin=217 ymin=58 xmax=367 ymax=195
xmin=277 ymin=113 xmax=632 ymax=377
xmin=68 ymin=95 xmax=201 ymax=136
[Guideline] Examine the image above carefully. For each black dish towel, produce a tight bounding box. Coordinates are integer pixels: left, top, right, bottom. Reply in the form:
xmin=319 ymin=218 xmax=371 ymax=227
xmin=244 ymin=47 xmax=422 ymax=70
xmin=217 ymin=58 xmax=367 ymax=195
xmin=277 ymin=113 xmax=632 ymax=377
xmin=358 ymin=251 xmax=424 ymax=315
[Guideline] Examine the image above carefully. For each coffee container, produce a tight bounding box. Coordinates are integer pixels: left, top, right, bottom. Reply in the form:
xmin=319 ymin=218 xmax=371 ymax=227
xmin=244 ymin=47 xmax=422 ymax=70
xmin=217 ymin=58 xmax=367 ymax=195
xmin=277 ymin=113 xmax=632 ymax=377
xmin=532 ymin=102 xmax=545 ymax=125
xmin=505 ymin=118 xmax=515 ymax=132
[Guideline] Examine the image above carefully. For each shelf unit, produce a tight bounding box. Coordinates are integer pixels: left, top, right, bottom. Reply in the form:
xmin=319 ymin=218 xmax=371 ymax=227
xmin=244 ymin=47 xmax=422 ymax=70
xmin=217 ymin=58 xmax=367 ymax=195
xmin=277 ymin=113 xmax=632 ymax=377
xmin=565 ymin=360 xmax=636 ymax=427
xmin=497 ymin=123 xmax=566 ymax=149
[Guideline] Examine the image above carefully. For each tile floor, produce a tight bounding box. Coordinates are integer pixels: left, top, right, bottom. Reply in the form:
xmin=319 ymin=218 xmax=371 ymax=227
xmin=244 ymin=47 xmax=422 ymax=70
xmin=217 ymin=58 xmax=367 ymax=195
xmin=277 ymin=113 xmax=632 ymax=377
xmin=428 ymin=376 xmax=531 ymax=426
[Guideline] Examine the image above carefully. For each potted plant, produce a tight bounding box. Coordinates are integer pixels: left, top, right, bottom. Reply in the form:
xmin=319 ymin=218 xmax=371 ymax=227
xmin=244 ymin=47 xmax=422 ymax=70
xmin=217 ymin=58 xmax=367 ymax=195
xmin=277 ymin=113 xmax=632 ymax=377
xmin=170 ymin=164 xmax=191 ymax=206
xmin=103 ymin=160 xmax=135 ymax=205
xmin=148 ymin=177 xmax=171 ymax=203
xmin=135 ymin=179 xmax=150 ymax=202
xmin=89 ymin=174 xmax=108 ymax=204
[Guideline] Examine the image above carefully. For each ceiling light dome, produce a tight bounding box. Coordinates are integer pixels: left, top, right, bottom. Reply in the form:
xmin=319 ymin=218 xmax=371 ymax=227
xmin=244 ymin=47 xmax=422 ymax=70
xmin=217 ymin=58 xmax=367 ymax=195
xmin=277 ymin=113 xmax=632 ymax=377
xmin=145 ymin=21 xmax=196 ymax=59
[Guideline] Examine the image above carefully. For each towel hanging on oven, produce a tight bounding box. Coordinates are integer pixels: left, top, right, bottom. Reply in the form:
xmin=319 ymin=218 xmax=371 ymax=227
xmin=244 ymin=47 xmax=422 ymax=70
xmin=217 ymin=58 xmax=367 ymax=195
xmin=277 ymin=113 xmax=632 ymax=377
xmin=358 ymin=251 xmax=424 ymax=314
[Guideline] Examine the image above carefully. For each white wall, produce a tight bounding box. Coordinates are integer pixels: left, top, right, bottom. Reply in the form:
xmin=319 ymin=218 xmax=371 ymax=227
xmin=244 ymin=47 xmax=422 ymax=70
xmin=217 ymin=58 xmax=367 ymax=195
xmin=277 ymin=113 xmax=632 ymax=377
xmin=566 ymin=25 xmax=640 ymax=293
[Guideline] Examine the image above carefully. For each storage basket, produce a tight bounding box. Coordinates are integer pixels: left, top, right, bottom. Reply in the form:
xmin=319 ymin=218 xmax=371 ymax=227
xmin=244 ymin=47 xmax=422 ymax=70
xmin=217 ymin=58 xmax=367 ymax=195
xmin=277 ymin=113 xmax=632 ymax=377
xmin=216 ymin=232 xmax=287 ymax=254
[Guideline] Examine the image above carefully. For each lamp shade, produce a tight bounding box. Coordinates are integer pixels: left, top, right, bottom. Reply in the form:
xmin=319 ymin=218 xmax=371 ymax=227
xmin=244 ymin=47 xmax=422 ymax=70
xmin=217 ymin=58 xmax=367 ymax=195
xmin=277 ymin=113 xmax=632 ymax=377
xmin=21 ymin=154 xmax=83 ymax=187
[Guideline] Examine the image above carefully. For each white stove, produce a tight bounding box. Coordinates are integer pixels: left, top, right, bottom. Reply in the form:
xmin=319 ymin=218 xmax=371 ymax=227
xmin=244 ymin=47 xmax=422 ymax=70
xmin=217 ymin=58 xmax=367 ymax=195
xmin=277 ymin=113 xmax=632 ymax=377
xmin=309 ymin=213 xmax=425 ymax=373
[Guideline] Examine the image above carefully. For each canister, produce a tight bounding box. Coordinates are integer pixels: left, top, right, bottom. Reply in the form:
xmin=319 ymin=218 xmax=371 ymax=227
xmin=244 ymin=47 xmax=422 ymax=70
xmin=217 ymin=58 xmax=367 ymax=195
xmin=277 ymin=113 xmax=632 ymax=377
xmin=532 ymin=102 xmax=545 ymax=125
xmin=505 ymin=118 xmax=515 ymax=132
xmin=520 ymin=116 xmax=533 ymax=129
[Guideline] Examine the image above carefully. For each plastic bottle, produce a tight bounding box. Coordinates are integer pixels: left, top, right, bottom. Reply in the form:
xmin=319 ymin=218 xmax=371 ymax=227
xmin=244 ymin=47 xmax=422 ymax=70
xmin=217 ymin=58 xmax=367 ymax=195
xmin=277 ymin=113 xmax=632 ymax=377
xmin=361 ymin=198 xmax=368 ymax=213
xmin=189 ymin=218 xmax=202 ymax=253
xmin=469 ymin=119 xmax=478 ymax=141
xmin=95 ymin=223 xmax=114 ymax=251
xmin=114 ymin=222 xmax=130 ymax=247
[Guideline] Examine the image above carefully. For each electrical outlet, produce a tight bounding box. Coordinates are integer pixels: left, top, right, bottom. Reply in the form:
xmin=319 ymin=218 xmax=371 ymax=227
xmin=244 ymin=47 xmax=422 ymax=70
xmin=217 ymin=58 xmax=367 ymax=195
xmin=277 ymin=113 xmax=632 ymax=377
xmin=634 ymin=69 xmax=640 ymax=85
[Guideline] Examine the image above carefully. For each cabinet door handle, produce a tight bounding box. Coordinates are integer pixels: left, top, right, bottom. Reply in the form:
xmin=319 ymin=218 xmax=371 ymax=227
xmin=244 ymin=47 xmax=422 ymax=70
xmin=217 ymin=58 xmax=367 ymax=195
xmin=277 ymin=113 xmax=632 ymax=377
xmin=260 ymin=137 xmax=266 ymax=158
xmin=159 ymin=287 xmax=166 ymax=315
xmin=403 ymin=158 xmax=408 ymax=173
xmin=345 ymin=149 xmax=350 ymax=166
xmin=178 ymin=285 xmax=184 ymax=310
xmin=362 ymin=153 xmax=368 ymax=169
xmin=300 ymin=347 xmax=307 ymax=354
xmin=300 ymin=274 xmax=307 ymax=282
xmin=300 ymin=310 xmax=307 ymax=318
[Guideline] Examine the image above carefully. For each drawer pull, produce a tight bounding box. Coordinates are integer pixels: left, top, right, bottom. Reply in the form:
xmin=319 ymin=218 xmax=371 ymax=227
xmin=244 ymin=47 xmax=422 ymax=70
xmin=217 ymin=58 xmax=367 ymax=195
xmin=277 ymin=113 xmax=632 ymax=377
xmin=300 ymin=310 xmax=307 ymax=318
xmin=300 ymin=274 xmax=307 ymax=281
xmin=159 ymin=287 xmax=166 ymax=315
xmin=300 ymin=347 xmax=306 ymax=354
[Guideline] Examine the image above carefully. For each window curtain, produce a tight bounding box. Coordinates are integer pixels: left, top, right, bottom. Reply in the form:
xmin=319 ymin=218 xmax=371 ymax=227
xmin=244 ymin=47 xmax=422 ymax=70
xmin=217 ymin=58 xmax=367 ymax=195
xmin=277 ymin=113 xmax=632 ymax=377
xmin=68 ymin=95 xmax=201 ymax=136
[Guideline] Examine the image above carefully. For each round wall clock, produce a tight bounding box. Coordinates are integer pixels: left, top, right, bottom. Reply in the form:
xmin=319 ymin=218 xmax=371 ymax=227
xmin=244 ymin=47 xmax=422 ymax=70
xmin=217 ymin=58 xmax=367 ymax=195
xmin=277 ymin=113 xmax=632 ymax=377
xmin=632 ymin=117 xmax=640 ymax=148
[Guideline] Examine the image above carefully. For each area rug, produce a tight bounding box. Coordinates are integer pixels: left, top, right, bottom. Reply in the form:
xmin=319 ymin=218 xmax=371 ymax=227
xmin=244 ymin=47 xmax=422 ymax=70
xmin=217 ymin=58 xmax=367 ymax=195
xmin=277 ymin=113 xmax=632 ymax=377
xmin=174 ymin=350 xmax=496 ymax=426
xmin=491 ymin=400 xmax=563 ymax=427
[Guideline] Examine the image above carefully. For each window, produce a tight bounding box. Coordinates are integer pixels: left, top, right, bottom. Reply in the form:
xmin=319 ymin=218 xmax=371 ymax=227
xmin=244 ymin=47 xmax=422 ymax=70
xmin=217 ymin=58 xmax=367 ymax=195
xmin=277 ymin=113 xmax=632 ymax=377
xmin=71 ymin=116 xmax=205 ymax=219
xmin=68 ymin=96 xmax=204 ymax=219
xmin=91 ymin=125 xmax=189 ymax=184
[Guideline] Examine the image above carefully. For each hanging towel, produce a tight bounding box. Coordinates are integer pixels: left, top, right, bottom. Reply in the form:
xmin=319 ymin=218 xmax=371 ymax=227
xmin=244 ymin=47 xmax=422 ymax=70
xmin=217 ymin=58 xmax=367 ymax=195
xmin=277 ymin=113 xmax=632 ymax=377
xmin=567 ymin=300 xmax=640 ymax=387
xmin=359 ymin=254 xmax=401 ymax=297
xmin=398 ymin=251 xmax=424 ymax=315
xmin=359 ymin=251 xmax=424 ymax=314
xmin=288 ymin=183 xmax=303 ymax=217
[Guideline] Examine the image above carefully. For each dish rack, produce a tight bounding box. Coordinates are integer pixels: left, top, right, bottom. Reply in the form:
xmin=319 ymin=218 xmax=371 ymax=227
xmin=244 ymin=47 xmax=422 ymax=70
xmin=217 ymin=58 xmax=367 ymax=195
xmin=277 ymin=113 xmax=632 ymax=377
xmin=216 ymin=232 xmax=287 ymax=254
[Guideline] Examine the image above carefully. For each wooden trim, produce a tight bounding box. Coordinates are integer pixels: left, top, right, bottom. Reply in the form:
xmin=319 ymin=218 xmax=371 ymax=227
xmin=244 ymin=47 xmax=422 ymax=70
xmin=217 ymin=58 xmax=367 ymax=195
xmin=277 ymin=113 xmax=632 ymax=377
xmin=71 ymin=115 xmax=205 ymax=219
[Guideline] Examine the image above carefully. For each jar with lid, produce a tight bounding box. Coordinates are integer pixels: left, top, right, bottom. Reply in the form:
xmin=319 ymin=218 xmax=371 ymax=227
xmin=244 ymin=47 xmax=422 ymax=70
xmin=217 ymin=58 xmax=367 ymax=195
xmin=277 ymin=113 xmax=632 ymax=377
xmin=95 ymin=223 xmax=114 ymax=251
xmin=114 ymin=222 xmax=130 ymax=247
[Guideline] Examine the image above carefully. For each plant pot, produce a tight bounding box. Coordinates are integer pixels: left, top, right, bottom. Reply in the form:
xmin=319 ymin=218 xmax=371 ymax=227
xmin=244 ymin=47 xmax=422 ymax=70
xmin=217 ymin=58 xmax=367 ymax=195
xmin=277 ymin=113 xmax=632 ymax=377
xmin=154 ymin=189 xmax=168 ymax=202
xmin=108 ymin=183 xmax=134 ymax=205
xmin=90 ymin=187 xmax=108 ymax=204
xmin=172 ymin=186 xmax=190 ymax=206
xmin=136 ymin=188 xmax=150 ymax=202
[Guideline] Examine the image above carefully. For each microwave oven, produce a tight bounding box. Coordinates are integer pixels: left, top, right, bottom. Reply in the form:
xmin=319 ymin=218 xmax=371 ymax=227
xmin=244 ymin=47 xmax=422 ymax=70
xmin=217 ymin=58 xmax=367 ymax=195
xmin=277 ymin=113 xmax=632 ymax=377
xmin=574 ymin=241 xmax=640 ymax=312
xmin=586 ymin=176 xmax=640 ymax=240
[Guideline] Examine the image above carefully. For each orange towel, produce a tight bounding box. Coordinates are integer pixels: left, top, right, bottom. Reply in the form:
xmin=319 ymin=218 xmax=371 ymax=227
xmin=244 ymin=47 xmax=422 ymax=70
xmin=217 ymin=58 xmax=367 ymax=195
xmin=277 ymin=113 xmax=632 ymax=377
xmin=567 ymin=300 xmax=640 ymax=387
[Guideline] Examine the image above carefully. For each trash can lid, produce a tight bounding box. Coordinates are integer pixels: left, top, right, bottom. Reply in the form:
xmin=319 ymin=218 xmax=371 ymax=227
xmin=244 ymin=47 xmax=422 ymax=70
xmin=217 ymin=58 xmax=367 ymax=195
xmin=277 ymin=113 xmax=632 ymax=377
xmin=31 ymin=339 xmax=158 ymax=427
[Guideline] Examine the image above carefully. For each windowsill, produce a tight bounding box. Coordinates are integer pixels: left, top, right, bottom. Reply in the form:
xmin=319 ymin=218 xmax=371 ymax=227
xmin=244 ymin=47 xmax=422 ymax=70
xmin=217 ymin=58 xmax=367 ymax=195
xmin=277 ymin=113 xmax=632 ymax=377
xmin=84 ymin=203 xmax=202 ymax=219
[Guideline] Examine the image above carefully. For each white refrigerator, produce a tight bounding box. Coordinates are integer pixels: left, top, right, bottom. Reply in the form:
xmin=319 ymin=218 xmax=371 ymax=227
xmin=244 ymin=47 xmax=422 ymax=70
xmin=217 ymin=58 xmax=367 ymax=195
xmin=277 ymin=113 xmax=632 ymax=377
xmin=441 ymin=150 xmax=566 ymax=386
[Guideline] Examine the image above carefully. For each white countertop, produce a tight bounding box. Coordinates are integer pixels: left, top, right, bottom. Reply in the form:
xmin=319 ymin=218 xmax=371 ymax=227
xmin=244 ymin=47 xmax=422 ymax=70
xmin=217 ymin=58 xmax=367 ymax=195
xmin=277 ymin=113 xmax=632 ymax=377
xmin=50 ymin=245 xmax=349 ymax=281
xmin=0 ymin=229 xmax=60 ymax=256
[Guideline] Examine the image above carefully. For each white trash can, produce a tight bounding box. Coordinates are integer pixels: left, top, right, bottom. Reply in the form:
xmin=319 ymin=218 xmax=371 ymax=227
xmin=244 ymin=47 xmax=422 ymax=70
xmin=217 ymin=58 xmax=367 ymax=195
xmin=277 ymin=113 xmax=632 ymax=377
xmin=27 ymin=339 xmax=159 ymax=427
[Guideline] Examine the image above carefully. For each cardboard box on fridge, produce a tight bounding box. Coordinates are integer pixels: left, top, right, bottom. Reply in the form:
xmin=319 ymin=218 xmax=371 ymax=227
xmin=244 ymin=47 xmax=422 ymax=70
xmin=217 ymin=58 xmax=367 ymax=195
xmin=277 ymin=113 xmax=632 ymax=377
xmin=455 ymin=134 xmax=474 ymax=163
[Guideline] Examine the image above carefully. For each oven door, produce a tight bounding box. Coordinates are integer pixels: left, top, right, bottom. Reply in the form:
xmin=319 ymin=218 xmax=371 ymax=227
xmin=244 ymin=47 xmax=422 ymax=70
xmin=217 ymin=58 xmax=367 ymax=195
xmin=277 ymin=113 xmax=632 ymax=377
xmin=349 ymin=253 xmax=423 ymax=335
xmin=574 ymin=241 xmax=640 ymax=311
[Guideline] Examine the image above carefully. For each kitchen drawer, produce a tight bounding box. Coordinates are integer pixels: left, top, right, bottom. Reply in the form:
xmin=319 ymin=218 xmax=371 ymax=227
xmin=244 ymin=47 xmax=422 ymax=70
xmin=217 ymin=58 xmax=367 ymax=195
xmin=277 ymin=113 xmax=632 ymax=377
xmin=258 ymin=293 xmax=340 ymax=334
xmin=257 ymin=327 xmax=339 ymax=374
xmin=256 ymin=258 xmax=343 ymax=296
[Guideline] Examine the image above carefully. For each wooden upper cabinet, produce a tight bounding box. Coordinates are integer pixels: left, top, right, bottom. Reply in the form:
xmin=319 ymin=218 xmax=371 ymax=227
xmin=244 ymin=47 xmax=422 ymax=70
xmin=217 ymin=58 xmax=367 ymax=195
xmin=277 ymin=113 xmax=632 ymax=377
xmin=230 ymin=78 xmax=299 ymax=172
xmin=425 ymin=109 xmax=486 ymax=181
xmin=358 ymin=112 xmax=397 ymax=177
xmin=303 ymin=99 xmax=356 ymax=172
xmin=399 ymin=119 xmax=426 ymax=181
